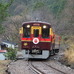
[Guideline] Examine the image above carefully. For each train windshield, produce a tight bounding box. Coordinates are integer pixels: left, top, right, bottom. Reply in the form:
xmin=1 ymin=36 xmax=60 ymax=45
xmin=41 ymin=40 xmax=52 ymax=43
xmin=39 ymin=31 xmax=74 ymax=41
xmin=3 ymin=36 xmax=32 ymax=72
xmin=42 ymin=28 xmax=49 ymax=38
xmin=23 ymin=28 xmax=30 ymax=37
xmin=34 ymin=29 xmax=39 ymax=37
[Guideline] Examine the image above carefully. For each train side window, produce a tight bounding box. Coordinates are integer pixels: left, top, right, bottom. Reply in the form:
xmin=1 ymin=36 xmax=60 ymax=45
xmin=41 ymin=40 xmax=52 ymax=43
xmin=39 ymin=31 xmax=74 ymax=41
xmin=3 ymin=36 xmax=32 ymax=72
xmin=42 ymin=28 xmax=49 ymax=38
xmin=34 ymin=29 xmax=39 ymax=37
xmin=23 ymin=28 xmax=30 ymax=37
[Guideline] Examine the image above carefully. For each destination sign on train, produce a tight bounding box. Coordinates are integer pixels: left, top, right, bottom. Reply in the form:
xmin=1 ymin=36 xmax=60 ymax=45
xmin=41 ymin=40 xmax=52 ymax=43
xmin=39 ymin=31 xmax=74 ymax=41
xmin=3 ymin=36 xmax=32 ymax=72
xmin=33 ymin=24 xmax=40 ymax=26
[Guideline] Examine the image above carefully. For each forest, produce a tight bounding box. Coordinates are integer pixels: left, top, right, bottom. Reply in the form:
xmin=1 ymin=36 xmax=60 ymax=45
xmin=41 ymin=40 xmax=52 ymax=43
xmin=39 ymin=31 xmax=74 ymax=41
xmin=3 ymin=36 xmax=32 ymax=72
xmin=0 ymin=0 xmax=74 ymax=42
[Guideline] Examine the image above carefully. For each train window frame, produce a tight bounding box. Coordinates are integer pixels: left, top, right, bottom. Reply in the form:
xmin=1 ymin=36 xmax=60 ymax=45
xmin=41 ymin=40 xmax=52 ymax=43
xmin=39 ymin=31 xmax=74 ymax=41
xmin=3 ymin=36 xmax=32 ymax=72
xmin=42 ymin=28 xmax=49 ymax=38
xmin=33 ymin=29 xmax=39 ymax=37
xmin=23 ymin=27 xmax=31 ymax=38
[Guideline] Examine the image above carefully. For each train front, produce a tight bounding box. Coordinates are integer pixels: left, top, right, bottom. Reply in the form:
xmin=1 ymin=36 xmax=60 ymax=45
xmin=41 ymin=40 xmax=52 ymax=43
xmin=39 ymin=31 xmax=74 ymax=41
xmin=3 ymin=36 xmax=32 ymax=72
xmin=19 ymin=21 xmax=55 ymax=59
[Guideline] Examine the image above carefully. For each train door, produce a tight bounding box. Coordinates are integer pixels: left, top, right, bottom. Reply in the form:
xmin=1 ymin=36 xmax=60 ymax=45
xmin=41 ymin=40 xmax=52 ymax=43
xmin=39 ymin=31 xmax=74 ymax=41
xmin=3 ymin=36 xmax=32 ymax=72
xmin=29 ymin=26 xmax=42 ymax=54
xmin=31 ymin=26 xmax=41 ymax=44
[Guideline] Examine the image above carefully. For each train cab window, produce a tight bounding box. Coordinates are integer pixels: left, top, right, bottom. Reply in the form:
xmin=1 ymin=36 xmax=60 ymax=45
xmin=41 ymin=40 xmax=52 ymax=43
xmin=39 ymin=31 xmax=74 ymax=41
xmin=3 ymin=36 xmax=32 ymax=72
xmin=42 ymin=28 xmax=49 ymax=38
xmin=34 ymin=29 xmax=39 ymax=37
xmin=23 ymin=28 xmax=30 ymax=37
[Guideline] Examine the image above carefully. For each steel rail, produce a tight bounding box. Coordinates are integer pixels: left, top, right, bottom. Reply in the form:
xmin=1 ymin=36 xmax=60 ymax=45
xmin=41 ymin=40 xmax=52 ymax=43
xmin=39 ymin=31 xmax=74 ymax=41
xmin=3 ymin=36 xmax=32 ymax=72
xmin=29 ymin=61 xmax=45 ymax=74
xmin=42 ymin=62 xmax=67 ymax=74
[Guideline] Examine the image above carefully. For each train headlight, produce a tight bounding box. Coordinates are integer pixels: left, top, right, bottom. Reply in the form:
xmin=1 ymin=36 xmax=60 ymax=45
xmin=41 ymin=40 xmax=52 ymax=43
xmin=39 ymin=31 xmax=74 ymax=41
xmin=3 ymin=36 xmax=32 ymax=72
xmin=24 ymin=43 xmax=28 ymax=46
xmin=27 ymin=25 xmax=30 ymax=28
xmin=43 ymin=25 xmax=47 ymax=28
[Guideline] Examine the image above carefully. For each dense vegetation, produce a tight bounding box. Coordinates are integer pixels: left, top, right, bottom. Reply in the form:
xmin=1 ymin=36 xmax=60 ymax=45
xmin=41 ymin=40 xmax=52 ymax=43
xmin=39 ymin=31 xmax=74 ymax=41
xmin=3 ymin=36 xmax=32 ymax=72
xmin=0 ymin=0 xmax=73 ymax=42
xmin=0 ymin=0 xmax=13 ymax=34
xmin=5 ymin=47 xmax=17 ymax=60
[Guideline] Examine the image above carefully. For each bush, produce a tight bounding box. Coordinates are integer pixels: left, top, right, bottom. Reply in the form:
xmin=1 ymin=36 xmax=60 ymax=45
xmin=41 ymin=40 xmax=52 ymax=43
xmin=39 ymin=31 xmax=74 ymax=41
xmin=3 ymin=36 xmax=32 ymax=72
xmin=64 ymin=48 xmax=74 ymax=64
xmin=64 ymin=38 xmax=74 ymax=68
xmin=4 ymin=48 xmax=17 ymax=60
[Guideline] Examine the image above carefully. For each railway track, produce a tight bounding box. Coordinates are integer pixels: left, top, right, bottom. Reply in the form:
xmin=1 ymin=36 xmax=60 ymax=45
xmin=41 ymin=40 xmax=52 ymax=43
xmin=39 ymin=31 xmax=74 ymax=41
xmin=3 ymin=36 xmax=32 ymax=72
xmin=42 ymin=62 xmax=66 ymax=74
xmin=7 ymin=60 xmax=74 ymax=74
xmin=28 ymin=60 xmax=67 ymax=74
xmin=29 ymin=61 xmax=45 ymax=74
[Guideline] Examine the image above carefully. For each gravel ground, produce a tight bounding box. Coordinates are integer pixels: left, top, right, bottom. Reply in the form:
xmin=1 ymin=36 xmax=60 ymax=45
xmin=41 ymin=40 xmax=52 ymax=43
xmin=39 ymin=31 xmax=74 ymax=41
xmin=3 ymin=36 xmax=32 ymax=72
xmin=44 ymin=60 xmax=74 ymax=74
xmin=7 ymin=59 xmax=74 ymax=74
xmin=32 ymin=61 xmax=64 ymax=74
xmin=8 ymin=60 xmax=34 ymax=74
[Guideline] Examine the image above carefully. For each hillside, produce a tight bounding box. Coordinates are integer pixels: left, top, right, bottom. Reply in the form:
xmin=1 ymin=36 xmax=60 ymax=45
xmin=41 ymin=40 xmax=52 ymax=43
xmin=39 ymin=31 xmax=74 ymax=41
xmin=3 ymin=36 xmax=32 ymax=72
xmin=0 ymin=0 xmax=74 ymax=43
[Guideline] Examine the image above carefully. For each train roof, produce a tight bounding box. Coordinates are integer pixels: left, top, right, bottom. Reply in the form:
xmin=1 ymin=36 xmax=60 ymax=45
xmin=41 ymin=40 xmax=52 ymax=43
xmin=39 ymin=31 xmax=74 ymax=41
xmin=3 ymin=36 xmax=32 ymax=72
xmin=2 ymin=41 xmax=17 ymax=46
xmin=22 ymin=21 xmax=51 ymax=26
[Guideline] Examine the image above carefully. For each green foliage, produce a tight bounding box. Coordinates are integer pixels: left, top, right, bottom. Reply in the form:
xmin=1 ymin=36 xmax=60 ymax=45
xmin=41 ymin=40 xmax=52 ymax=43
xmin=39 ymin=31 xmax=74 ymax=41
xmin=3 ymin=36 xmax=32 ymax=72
xmin=0 ymin=3 xmax=8 ymax=22
xmin=62 ymin=35 xmax=69 ymax=41
xmin=7 ymin=0 xmax=67 ymax=16
xmin=30 ymin=0 xmax=67 ymax=16
xmin=0 ymin=0 xmax=14 ymax=23
xmin=33 ymin=1 xmax=45 ymax=10
xmin=48 ymin=0 xmax=67 ymax=16
xmin=4 ymin=48 xmax=17 ymax=60
xmin=0 ymin=0 xmax=14 ymax=34
xmin=0 ymin=24 xmax=5 ymax=34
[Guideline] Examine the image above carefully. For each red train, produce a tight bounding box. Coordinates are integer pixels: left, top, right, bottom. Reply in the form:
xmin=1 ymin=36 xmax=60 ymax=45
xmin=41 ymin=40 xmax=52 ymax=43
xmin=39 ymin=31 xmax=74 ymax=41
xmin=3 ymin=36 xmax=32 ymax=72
xmin=19 ymin=21 xmax=60 ymax=59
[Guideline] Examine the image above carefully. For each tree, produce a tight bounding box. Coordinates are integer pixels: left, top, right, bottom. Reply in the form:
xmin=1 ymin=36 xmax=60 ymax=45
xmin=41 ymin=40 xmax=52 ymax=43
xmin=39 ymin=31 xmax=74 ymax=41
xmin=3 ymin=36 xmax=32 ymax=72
xmin=0 ymin=0 xmax=14 ymax=34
